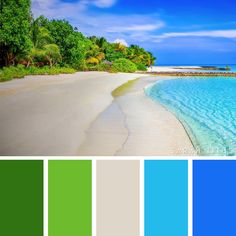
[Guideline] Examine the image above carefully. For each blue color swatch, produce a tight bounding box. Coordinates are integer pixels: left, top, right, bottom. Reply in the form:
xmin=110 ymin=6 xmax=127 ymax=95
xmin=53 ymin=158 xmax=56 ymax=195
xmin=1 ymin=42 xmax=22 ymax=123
xmin=145 ymin=160 xmax=188 ymax=236
xmin=146 ymin=78 xmax=236 ymax=155
xmin=193 ymin=160 xmax=236 ymax=236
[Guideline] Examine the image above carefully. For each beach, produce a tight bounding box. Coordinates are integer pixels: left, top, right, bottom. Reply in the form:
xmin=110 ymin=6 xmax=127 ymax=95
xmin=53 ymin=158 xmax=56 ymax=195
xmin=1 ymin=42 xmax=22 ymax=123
xmin=0 ymin=72 xmax=195 ymax=156
xmin=78 ymin=76 xmax=196 ymax=156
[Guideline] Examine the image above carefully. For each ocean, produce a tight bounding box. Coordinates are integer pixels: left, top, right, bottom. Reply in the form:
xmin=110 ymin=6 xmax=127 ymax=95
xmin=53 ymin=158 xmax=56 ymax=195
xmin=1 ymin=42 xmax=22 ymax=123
xmin=146 ymin=77 xmax=236 ymax=156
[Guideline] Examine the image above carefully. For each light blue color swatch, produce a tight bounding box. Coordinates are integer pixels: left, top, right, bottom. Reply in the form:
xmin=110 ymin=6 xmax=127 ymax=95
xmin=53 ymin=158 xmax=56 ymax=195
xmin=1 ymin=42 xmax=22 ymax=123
xmin=146 ymin=77 xmax=236 ymax=155
xmin=145 ymin=160 xmax=188 ymax=236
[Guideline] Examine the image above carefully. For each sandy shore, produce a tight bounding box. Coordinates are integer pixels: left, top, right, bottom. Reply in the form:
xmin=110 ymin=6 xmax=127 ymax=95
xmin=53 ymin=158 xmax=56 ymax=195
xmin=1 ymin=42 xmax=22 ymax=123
xmin=0 ymin=72 xmax=146 ymax=155
xmin=0 ymin=71 xmax=196 ymax=156
xmin=78 ymin=76 xmax=196 ymax=156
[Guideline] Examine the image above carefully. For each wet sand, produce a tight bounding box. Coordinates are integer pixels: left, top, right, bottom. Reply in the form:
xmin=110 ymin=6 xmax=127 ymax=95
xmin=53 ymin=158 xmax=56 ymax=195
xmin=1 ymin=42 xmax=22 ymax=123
xmin=78 ymin=77 xmax=196 ymax=156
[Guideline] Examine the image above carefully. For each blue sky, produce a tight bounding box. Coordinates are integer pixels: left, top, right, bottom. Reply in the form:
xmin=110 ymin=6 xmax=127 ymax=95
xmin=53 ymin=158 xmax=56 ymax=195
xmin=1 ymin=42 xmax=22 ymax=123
xmin=32 ymin=0 xmax=236 ymax=65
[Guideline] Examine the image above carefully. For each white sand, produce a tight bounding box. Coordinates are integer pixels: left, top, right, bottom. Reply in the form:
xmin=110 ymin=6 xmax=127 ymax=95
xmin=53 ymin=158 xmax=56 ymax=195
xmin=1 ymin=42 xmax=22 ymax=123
xmin=0 ymin=72 xmax=146 ymax=155
xmin=0 ymin=72 xmax=196 ymax=156
xmin=78 ymin=77 xmax=196 ymax=156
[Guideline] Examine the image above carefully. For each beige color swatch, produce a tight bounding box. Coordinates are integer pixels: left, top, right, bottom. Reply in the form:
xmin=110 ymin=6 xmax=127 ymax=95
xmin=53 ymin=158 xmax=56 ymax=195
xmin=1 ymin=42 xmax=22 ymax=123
xmin=97 ymin=161 xmax=140 ymax=236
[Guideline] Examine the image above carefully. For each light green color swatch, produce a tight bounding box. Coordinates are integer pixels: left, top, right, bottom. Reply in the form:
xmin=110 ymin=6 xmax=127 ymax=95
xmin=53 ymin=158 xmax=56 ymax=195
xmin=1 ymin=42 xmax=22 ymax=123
xmin=49 ymin=160 xmax=92 ymax=236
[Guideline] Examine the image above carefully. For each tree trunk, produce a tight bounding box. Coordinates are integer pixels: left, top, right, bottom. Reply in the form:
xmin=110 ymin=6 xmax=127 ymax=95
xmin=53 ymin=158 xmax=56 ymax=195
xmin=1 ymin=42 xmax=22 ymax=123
xmin=27 ymin=60 xmax=30 ymax=68
xmin=6 ymin=52 xmax=16 ymax=66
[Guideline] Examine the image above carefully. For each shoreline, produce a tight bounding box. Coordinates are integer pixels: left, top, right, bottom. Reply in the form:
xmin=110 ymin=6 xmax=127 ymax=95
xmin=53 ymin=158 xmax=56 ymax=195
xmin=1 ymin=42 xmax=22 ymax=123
xmin=78 ymin=76 xmax=196 ymax=156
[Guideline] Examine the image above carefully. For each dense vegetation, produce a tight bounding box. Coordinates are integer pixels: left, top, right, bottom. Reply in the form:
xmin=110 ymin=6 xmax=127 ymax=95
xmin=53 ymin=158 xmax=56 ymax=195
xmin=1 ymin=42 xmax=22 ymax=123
xmin=0 ymin=0 xmax=156 ymax=81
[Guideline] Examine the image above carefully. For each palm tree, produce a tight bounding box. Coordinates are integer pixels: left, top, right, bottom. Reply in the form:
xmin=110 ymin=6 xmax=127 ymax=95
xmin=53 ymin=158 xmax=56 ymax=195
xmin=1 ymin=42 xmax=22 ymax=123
xmin=28 ymin=18 xmax=61 ymax=67
xmin=43 ymin=44 xmax=61 ymax=67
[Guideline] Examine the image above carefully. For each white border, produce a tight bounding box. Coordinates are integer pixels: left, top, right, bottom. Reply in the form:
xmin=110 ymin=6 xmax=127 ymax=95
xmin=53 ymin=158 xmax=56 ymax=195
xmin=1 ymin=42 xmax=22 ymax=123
xmin=188 ymin=160 xmax=193 ymax=236
xmin=44 ymin=160 xmax=48 ymax=236
xmin=140 ymin=159 xmax=144 ymax=236
xmin=92 ymin=159 xmax=97 ymax=236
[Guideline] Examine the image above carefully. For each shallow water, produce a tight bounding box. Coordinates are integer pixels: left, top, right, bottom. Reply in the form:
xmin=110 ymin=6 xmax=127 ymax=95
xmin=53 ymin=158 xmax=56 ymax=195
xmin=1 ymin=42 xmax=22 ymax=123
xmin=146 ymin=77 xmax=236 ymax=156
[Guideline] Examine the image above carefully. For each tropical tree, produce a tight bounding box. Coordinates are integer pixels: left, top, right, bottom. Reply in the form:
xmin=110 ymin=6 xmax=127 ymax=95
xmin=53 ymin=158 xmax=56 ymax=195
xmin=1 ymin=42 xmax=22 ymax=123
xmin=24 ymin=16 xmax=61 ymax=67
xmin=103 ymin=43 xmax=125 ymax=62
xmin=114 ymin=43 xmax=127 ymax=53
xmin=126 ymin=45 xmax=155 ymax=66
xmin=43 ymin=19 xmax=90 ymax=68
xmin=31 ymin=15 xmax=50 ymax=47
xmin=62 ymin=32 xmax=90 ymax=69
xmin=0 ymin=0 xmax=32 ymax=66
xmin=111 ymin=58 xmax=137 ymax=73
xmin=86 ymin=57 xmax=99 ymax=65
xmin=43 ymin=44 xmax=61 ymax=67
xmin=0 ymin=6 xmax=156 ymax=71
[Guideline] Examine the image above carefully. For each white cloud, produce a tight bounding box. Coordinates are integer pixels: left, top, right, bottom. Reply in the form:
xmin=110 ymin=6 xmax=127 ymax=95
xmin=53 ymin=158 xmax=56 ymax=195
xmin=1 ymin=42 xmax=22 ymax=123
xmin=31 ymin=0 xmax=86 ymax=18
xmin=31 ymin=0 xmax=165 ymax=45
xmin=93 ymin=0 xmax=117 ymax=8
xmin=77 ymin=13 xmax=165 ymax=41
xmin=107 ymin=23 xmax=164 ymax=32
xmin=31 ymin=0 xmax=117 ymax=18
xmin=114 ymin=39 xmax=128 ymax=46
xmin=153 ymin=29 xmax=236 ymax=42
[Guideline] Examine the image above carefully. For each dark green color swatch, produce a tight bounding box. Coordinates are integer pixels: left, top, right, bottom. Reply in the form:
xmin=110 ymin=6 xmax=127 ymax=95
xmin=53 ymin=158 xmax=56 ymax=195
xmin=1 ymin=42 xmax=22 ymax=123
xmin=49 ymin=160 xmax=92 ymax=236
xmin=0 ymin=160 xmax=43 ymax=236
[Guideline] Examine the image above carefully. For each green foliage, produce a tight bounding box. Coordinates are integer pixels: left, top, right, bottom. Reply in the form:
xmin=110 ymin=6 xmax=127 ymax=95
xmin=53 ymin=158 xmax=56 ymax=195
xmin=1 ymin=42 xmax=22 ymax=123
xmin=0 ymin=65 xmax=26 ymax=81
xmin=111 ymin=58 xmax=137 ymax=73
xmin=30 ymin=48 xmax=47 ymax=65
xmin=34 ymin=27 xmax=53 ymax=48
xmin=42 ymin=19 xmax=90 ymax=69
xmin=97 ymin=62 xmax=112 ymax=72
xmin=86 ymin=57 xmax=99 ymax=65
xmin=135 ymin=63 xmax=147 ymax=71
xmin=0 ymin=65 xmax=76 ymax=82
xmin=126 ymin=45 xmax=155 ymax=66
xmin=30 ymin=16 xmax=52 ymax=47
xmin=24 ymin=17 xmax=62 ymax=67
xmin=104 ymin=43 xmax=126 ymax=62
xmin=64 ymin=32 xmax=89 ymax=69
xmin=86 ymin=62 xmax=112 ymax=72
xmin=0 ymin=0 xmax=32 ymax=66
xmin=43 ymin=44 xmax=62 ymax=67
xmin=1 ymin=4 xmax=156 ymax=75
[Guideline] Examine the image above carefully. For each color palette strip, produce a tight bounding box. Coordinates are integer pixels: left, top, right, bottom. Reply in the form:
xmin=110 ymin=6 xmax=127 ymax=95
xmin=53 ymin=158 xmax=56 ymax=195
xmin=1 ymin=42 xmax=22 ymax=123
xmin=145 ymin=160 xmax=188 ymax=236
xmin=193 ymin=160 xmax=236 ymax=236
xmin=97 ymin=160 xmax=140 ymax=236
xmin=48 ymin=160 xmax=92 ymax=236
xmin=0 ymin=160 xmax=43 ymax=236
xmin=1 ymin=160 xmax=236 ymax=236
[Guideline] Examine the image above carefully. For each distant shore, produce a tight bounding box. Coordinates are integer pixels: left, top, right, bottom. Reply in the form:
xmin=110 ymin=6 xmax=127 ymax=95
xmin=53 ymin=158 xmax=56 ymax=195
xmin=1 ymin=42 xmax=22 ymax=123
xmin=143 ymin=71 xmax=236 ymax=76
xmin=146 ymin=65 xmax=236 ymax=76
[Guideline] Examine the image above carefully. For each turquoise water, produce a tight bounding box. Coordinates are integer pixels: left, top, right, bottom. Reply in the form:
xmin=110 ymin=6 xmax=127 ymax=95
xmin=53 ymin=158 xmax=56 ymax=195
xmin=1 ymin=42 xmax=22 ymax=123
xmin=146 ymin=77 xmax=236 ymax=156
